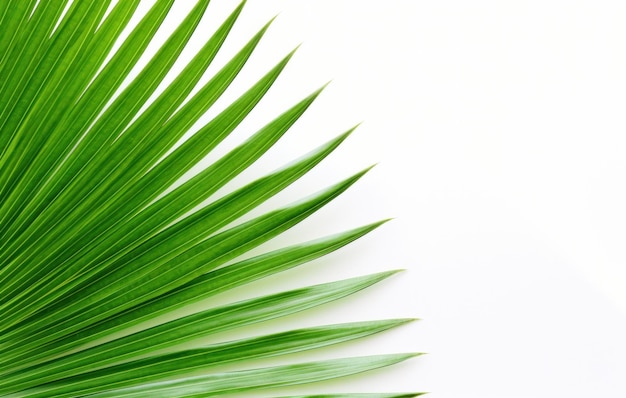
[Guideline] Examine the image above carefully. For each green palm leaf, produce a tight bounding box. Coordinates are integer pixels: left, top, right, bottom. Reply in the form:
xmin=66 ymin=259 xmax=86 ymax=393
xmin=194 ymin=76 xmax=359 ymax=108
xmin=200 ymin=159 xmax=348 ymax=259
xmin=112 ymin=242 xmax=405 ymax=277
xmin=0 ymin=1 xmax=420 ymax=396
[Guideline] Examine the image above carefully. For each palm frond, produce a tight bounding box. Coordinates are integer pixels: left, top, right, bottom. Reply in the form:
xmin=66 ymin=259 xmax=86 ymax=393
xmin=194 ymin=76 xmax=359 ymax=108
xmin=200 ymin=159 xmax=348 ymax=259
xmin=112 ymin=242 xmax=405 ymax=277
xmin=0 ymin=1 xmax=419 ymax=396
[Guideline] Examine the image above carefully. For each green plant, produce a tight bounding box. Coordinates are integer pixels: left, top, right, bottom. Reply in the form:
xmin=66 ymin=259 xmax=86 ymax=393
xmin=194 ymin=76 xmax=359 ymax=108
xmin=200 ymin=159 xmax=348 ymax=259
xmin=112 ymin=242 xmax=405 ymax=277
xmin=0 ymin=1 xmax=420 ymax=396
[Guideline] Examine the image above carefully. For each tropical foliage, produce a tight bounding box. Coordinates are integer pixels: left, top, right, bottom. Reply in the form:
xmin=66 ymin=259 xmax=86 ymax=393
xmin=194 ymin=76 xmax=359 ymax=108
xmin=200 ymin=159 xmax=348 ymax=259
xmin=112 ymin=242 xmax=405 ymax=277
xmin=0 ymin=1 xmax=420 ymax=396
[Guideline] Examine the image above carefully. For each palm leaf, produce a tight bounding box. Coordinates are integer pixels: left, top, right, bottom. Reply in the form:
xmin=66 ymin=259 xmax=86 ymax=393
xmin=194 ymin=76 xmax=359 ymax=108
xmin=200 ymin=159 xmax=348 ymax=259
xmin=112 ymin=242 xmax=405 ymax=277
xmin=0 ymin=1 xmax=420 ymax=396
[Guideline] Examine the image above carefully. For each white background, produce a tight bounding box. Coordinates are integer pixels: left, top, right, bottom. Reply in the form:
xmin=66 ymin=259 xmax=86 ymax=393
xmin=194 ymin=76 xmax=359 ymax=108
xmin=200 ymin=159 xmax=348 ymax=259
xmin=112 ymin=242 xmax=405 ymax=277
xmin=152 ymin=1 xmax=626 ymax=396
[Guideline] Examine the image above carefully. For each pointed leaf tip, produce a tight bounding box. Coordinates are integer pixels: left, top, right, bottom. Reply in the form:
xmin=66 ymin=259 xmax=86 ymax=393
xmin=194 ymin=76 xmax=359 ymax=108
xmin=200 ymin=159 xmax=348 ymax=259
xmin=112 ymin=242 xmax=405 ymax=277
xmin=309 ymin=80 xmax=332 ymax=98
xmin=288 ymin=43 xmax=303 ymax=59
xmin=264 ymin=13 xmax=279 ymax=30
xmin=379 ymin=217 xmax=394 ymax=224
xmin=390 ymin=352 xmax=425 ymax=363
xmin=373 ymin=269 xmax=405 ymax=281
xmin=353 ymin=163 xmax=377 ymax=180
xmin=383 ymin=318 xmax=420 ymax=328
xmin=386 ymin=268 xmax=407 ymax=276
xmin=353 ymin=218 xmax=392 ymax=234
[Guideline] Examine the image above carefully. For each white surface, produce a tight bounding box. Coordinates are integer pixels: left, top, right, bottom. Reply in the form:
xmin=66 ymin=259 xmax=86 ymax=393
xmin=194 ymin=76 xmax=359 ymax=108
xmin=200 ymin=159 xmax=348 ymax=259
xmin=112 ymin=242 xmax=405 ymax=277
xmin=160 ymin=1 xmax=626 ymax=396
